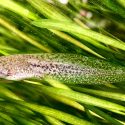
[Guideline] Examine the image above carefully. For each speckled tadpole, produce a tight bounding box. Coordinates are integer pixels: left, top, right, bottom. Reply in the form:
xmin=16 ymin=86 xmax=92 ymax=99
xmin=0 ymin=53 xmax=125 ymax=84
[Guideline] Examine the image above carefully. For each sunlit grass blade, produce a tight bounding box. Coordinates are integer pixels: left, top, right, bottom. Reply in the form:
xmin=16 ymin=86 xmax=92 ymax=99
xmin=27 ymin=0 xmax=69 ymax=21
xmin=0 ymin=85 xmax=22 ymax=101
xmin=25 ymin=80 xmax=85 ymax=111
xmin=87 ymin=105 xmax=123 ymax=125
xmin=0 ymin=0 xmax=38 ymax=20
xmin=32 ymin=19 xmax=125 ymax=51
xmin=22 ymin=102 xmax=93 ymax=125
xmin=0 ymin=17 xmax=51 ymax=52
xmin=45 ymin=116 xmax=65 ymax=125
xmin=0 ymin=0 xmax=104 ymax=57
xmin=50 ymin=30 xmax=104 ymax=58
xmin=0 ymin=50 xmax=9 ymax=55
xmin=0 ymin=112 xmax=14 ymax=124
xmin=72 ymin=86 xmax=125 ymax=102
xmin=117 ymin=0 xmax=125 ymax=8
xmin=98 ymin=0 xmax=125 ymax=18
xmin=38 ymin=85 xmax=125 ymax=114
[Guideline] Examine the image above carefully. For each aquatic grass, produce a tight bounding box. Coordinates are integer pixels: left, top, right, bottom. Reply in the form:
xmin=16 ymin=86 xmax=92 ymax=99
xmin=22 ymin=102 xmax=93 ymax=125
xmin=0 ymin=0 xmax=38 ymax=20
xmin=0 ymin=0 xmax=104 ymax=57
xmin=24 ymin=79 xmax=85 ymax=112
xmin=50 ymin=29 xmax=104 ymax=58
xmin=72 ymin=86 xmax=125 ymax=102
xmin=0 ymin=17 xmax=51 ymax=52
xmin=0 ymin=0 xmax=125 ymax=124
xmin=86 ymin=105 xmax=123 ymax=125
xmin=1 ymin=0 xmax=103 ymax=58
xmin=95 ymin=0 xmax=125 ymax=18
xmin=32 ymin=19 xmax=125 ymax=51
xmin=118 ymin=0 xmax=125 ymax=9
xmin=37 ymin=85 xmax=125 ymax=114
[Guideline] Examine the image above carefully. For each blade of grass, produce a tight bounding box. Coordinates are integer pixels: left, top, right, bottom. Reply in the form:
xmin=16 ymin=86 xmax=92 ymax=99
xmin=0 ymin=0 xmax=104 ymax=58
xmin=32 ymin=19 xmax=125 ymax=51
xmin=0 ymin=50 xmax=9 ymax=55
xmin=0 ymin=112 xmax=14 ymax=124
xmin=27 ymin=0 xmax=104 ymax=57
xmin=84 ymin=106 xmax=100 ymax=125
xmin=37 ymin=85 xmax=125 ymax=115
xmin=117 ymin=0 xmax=125 ymax=9
xmin=45 ymin=116 xmax=65 ymax=125
xmin=0 ymin=17 xmax=51 ymax=52
xmin=27 ymin=0 xmax=69 ymax=21
xmin=99 ymin=0 xmax=125 ymax=18
xmin=72 ymin=86 xmax=125 ymax=102
xmin=0 ymin=0 xmax=38 ymax=20
xmin=25 ymin=79 xmax=85 ymax=111
xmin=50 ymin=29 xmax=104 ymax=58
xmin=87 ymin=105 xmax=123 ymax=125
xmin=21 ymin=101 xmax=93 ymax=125
xmin=0 ymin=85 xmax=22 ymax=101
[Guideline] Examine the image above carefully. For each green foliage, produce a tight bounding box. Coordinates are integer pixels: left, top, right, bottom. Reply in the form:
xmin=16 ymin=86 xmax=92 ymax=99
xmin=0 ymin=0 xmax=125 ymax=124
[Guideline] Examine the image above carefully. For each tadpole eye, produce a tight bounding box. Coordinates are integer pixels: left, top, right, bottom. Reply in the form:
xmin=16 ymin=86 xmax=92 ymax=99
xmin=7 ymin=69 xmax=13 ymax=76
xmin=0 ymin=70 xmax=8 ymax=78
xmin=0 ymin=71 xmax=6 ymax=76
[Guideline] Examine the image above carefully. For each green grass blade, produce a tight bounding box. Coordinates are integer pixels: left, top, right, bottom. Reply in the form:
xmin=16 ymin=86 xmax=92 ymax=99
xmin=22 ymin=102 xmax=93 ymax=125
xmin=32 ymin=19 xmax=125 ymax=51
xmin=0 ymin=17 xmax=51 ymax=52
xmin=87 ymin=105 xmax=123 ymax=125
xmin=50 ymin=30 xmax=104 ymax=58
xmin=38 ymin=85 xmax=125 ymax=114
xmin=72 ymin=87 xmax=125 ymax=102
xmin=0 ymin=0 xmax=38 ymax=20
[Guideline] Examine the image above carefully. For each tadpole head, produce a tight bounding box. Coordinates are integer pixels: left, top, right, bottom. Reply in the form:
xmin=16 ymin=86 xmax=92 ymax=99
xmin=0 ymin=55 xmax=40 ymax=80
xmin=0 ymin=60 xmax=22 ymax=80
xmin=0 ymin=62 xmax=8 ymax=79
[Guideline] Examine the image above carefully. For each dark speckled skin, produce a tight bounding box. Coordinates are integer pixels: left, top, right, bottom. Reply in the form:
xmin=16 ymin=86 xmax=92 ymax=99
xmin=0 ymin=53 xmax=125 ymax=84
